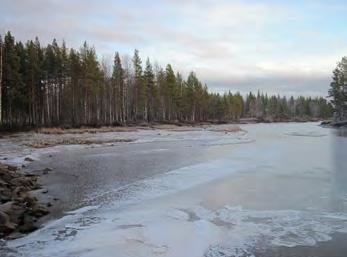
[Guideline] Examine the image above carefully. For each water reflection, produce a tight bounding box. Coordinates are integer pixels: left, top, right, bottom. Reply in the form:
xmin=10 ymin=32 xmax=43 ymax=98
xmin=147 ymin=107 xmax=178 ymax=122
xmin=335 ymin=127 xmax=347 ymax=137
xmin=331 ymin=127 xmax=347 ymax=212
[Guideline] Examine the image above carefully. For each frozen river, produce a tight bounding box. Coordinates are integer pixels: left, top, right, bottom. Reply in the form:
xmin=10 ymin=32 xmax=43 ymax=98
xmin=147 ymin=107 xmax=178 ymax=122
xmin=1 ymin=123 xmax=347 ymax=257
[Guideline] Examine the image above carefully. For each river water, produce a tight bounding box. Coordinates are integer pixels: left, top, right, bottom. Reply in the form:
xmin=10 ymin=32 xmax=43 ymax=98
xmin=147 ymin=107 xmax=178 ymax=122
xmin=2 ymin=123 xmax=347 ymax=257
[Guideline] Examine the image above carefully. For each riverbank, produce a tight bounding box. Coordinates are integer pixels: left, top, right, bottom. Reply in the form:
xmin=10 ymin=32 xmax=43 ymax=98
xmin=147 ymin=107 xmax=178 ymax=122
xmin=0 ymin=116 xmax=325 ymax=134
xmin=0 ymin=124 xmax=244 ymax=153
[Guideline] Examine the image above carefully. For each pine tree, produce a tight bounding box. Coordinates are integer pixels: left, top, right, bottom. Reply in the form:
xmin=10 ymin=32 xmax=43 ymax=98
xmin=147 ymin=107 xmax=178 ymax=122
xmin=156 ymin=67 xmax=167 ymax=120
xmin=80 ymin=42 xmax=100 ymax=125
xmin=144 ymin=58 xmax=155 ymax=122
xmin=132 ymin=49 xmax=144 ymax=121
xmin=186 ymin=72 xmax=198 ymax=121
xmin=165 ymin=64 xmax=176 ymax=120
xmin=3 ymin=32 xmax=22 ymax=127
xmin=329 ymin=58 xmax=347 ymax=120
xmin=68 ymin=48 xmax=81 ymax=126
xmin=112 ymin=52 xmax=125 ymax=124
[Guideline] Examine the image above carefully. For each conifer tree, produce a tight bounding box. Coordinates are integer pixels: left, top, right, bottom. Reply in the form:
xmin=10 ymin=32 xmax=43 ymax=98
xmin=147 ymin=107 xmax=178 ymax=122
xmin=329 ymin=58 xmax=347 ymax=120
xmin=144 ymin=58 xmax=155 ymax=122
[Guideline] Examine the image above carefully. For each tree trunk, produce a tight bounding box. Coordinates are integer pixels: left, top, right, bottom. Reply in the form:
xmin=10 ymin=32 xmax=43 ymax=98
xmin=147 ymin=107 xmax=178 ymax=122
xmin=0 ymin=40 xmax=2 ymax=125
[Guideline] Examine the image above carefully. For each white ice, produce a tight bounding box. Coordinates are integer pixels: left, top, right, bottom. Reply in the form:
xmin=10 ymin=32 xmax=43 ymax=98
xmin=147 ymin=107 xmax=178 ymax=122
xmin=2 ymin=123 xmax=347 ymax=257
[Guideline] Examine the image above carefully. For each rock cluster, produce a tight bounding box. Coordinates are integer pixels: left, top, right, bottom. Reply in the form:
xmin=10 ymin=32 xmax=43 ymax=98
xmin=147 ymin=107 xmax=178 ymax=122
xmin=0 ymin=163 xmax=49 ymax=238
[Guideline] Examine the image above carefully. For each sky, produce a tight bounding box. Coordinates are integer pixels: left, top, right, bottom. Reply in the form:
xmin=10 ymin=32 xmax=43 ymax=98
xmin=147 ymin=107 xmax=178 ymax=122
xmin=1 ymin=0 xmax=347 ymax=96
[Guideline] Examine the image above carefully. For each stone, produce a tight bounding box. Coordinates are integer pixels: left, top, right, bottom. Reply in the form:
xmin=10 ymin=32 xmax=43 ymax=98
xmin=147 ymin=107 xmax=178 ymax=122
xmin=12 ymin=186 xmax=28 ymax=199
xmin=31 ymin=204 xmax=49 ymax=218
xmin=0 ymin=211 xmax=16 ymax=235
xmin=42 ymin=168 xmax=52 ymax=174
xmin=0 ymin=193 xmax=11 ymax=203
xmin=0 ymin=201 xmax=13 ymax=213
xmin=6 ymin=231 xmax=24 ymax=240
xmin=24 ymin=157 xmax=34 ymax=162
xmin=0 ymin=169 xmax=18 ymax=181
xmin=24 ymin=173 xmax=36 ymax=177
xmin=18 ymin=214 xmax=38 ymax=233
xmin=6 ymin=165 xmax=17 ymax=172
xmin=0 ymin=211 xmax=10 ymax=225
xmin=22 ymin=195 xmax=37 ymax=208
xmin=10 ymin=177 xmax=34 ymax=188
xmin=4 ymin=202 xmax=26 ymax=224
xmin=0 ymin=178 xmax=8 ymax=187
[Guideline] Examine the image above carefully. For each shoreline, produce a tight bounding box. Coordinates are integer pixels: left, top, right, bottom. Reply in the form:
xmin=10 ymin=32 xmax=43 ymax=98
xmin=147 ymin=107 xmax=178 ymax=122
xmin=0 ymin=118 xmax=324 ymax=134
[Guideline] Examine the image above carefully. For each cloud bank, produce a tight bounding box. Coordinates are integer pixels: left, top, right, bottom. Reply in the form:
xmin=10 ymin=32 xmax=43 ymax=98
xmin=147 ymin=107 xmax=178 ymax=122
xmin=1 ymin=0 xmax=347 ymax=96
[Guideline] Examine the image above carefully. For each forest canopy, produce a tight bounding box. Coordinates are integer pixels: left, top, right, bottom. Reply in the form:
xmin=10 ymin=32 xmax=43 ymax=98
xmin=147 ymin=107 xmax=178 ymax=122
xmin=0 ymin=32 xmax=332 ymax=129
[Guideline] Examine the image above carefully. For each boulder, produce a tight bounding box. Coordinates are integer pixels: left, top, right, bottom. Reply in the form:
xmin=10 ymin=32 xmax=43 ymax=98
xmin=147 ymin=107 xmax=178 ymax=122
xmin=0 ymin=169 xmax=18 ymax=181
xmin=24 ymin=173 xmax=37 ymax=177
xmin=0 ymin=191 xmax=11 ymax=203
xmin=18 ymin=214 xmax=38 ymax=233
xmin=0 ymin=178 xmax=8 ymax=187
xmin=10 ymin=177 xmax=34 ymax=188
xmin=3 ymin=202 xmax=26 ymax=225
xmin=7 ymin=165 xmax=18 ymax=172
xmin=30 ymin=204 xmax=49 ymax=218
xmin=22 ymin=195 xmax=37 ymax=208
xmin=11 ymin=186 xmax=28 ymax=199
xmin=0 ymin=211 xmax=16 ymax=235
xmin=0 ymin=201 xmax=14 ymax=215
xmin=42 ymin=167 xmax=52 ymax=174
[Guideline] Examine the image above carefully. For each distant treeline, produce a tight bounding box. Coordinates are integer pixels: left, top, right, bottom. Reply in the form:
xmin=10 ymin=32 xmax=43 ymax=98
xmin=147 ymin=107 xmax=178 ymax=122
xmin=0 ymin=32 xmax=332 ymax=129
xmin=329 ymin=57 xmax=347 ymax=121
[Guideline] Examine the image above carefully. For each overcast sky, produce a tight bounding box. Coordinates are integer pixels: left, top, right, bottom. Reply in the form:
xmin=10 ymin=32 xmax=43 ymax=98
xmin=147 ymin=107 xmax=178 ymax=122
xmin=1 ymin=0 xmax=347 ymax=96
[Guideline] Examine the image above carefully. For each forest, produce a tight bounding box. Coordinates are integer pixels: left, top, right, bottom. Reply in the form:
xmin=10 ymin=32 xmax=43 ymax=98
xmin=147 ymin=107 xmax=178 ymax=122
xmin=0 ymin=32 xmax=332 ymax=129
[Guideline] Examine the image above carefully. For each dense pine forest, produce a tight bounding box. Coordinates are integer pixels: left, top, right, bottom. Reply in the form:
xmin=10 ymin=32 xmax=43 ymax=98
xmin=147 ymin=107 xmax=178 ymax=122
xmin=0 ymin=32 xmax=332 ymax=129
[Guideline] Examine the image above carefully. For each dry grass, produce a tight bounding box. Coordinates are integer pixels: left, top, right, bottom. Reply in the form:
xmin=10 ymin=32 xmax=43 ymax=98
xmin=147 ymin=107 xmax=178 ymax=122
xmin=24 ymin=138 xmax=134 ymax=148
xmin=36 ymin=127 xmax=138 ymax=135
xmin=208 ymin=125 xmax=244 ymax=133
